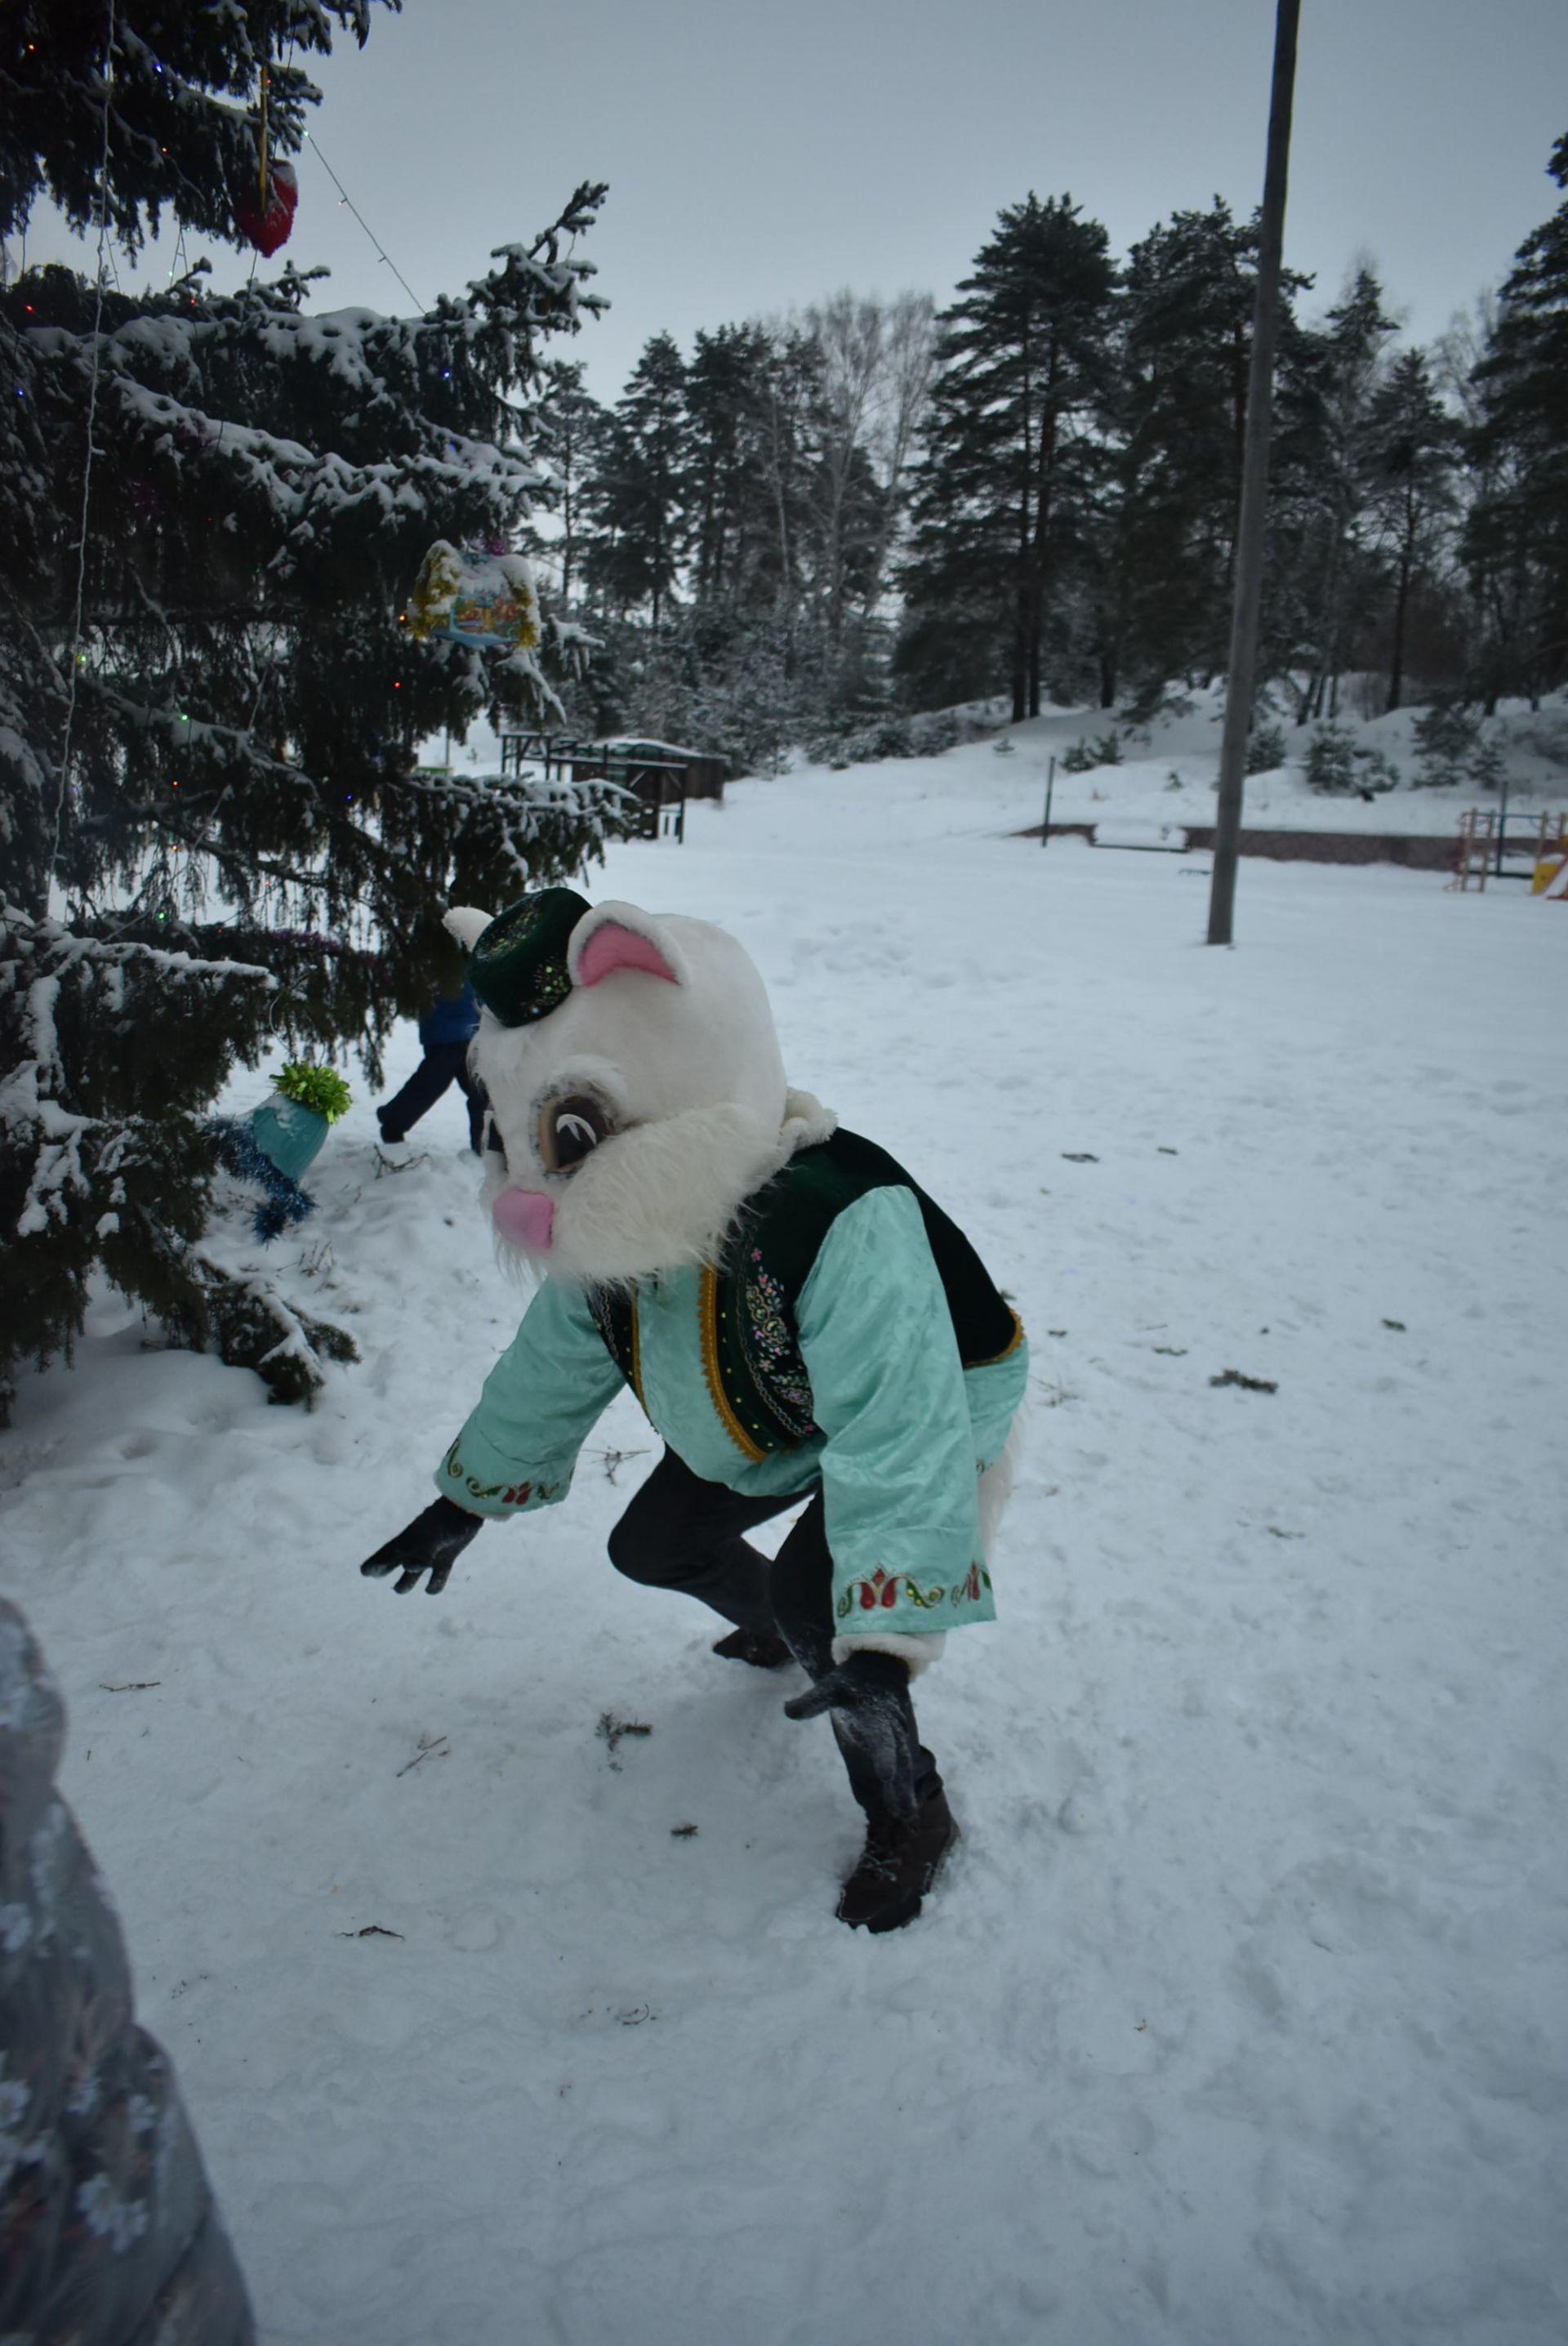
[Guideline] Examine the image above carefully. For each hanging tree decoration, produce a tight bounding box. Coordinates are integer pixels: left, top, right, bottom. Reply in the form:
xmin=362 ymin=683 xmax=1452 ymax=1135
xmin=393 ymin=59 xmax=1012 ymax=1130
xmin=407 ymin=540 xmax=541 ymax=650
xmin=235 ymin=158 xmax=297 ymax=256
xmin=234 ymin=50 xmax=299 ymax=257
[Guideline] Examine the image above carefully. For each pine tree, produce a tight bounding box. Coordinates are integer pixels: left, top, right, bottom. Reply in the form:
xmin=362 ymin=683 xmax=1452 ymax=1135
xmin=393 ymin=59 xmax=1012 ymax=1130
xmin=898 ymin=194 xmax=1117 ymax=721
xmin=1463 ymin=132 xmax=1568 ymax=704
xmin=1098 ymin=199 xmax=1329 ymax=715
xmin=1110 ymin=203 xmax=1262 ymax=700
xmin=1 ymin=4 xmax=628 ymax=1421
xmin=1365 ymin=350 xmax=1460 ymax=710
xmin=533 ymin=359 xmax=611 ymax=609
xmin=684 ymin=323 xmax=773 ymax=604
xmin=586 ymin=332 xmax=689 ymax=631
xmin=1290 ymin=269 xmax=1399 ymax=721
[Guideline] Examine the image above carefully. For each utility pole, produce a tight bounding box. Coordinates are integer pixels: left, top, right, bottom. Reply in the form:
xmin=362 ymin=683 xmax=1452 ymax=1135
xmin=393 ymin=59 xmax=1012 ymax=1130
xmin=1206 ymin=0 xmax=1303 ymax=947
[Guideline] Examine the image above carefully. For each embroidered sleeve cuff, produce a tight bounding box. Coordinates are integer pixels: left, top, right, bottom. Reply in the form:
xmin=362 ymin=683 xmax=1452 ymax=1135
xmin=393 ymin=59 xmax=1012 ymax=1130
xmin=434 ymin=1437 xmax=570 ymax=1518
xmin=833 ymin=1558 xmax=996 ymax=1636
xmin=832 ymin=1631 xmax=947 ymax=1677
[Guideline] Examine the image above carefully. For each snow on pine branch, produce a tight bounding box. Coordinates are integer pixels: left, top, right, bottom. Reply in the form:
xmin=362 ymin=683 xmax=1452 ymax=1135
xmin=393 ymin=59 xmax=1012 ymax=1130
xmin=1 ymin=907 xmax=272 ymax=1242
xmin=3 ymin=908 xmax=279 ymax=1005
xmin=97 ymin=375 xmax=541 ymax=559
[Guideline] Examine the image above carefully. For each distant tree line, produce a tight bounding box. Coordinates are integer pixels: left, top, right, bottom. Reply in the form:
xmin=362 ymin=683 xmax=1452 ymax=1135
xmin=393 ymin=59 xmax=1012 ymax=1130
xmin=548 ymin=137 xmax=1568 ymax=756
xmin=528 ymin=294 xmax=938 ymax=774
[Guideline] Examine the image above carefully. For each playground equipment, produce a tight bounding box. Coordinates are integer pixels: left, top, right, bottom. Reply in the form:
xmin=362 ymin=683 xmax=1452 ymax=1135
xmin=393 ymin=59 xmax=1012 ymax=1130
xmin=1452 ymin=808 xmax=1568 ymax=894
xmin=1533 ymin=831 xmax=1568 ymax=899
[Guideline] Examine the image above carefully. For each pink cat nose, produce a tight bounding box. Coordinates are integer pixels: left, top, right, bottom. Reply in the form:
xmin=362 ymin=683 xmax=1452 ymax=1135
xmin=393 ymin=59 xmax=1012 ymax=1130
xmin=492 ymin=1187 xmax=555 ymax=1252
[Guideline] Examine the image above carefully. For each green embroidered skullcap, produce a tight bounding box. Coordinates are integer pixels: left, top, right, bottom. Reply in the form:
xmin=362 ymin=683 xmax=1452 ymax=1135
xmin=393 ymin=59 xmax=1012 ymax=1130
xmin=467 ymin=887 xmax=590 ymax=1027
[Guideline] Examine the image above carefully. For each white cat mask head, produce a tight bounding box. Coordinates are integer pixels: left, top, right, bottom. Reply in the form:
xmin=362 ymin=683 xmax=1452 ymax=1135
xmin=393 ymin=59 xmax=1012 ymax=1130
xmin=446 ymin=891 xmax=831 ymax=1285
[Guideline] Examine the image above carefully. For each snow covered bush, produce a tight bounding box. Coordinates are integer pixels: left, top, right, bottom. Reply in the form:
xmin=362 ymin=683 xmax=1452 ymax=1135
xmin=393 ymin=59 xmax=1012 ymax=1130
xmin=1245 ymin=721 xmax=1287 ymax=774
xmin=1356 ymin=744 xmax=1401 ymax=793
xmin=813 ymin=710 xmax=963 ymax=769
xmin=1303 ymin=725 xmax=1358 ymax=793
xmin=0 ymin=908 xmax=360 ymax=1414
xmin=1412 ymin=704 xmax=1481 ymax=787
xmin=1060 ymin=732 xmax=1123 ymax=774
xmin=1303 ymin=725 xmax=1399 ymax=796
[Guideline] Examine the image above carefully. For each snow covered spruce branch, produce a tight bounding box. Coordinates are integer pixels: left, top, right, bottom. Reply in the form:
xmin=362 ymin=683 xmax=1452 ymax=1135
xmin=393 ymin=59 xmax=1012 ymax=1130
xmin=0 ymin=904 xmax=366 ymax=1419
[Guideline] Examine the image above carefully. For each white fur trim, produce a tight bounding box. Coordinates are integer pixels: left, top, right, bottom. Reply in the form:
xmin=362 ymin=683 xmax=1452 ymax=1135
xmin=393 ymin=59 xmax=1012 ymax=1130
xmin=490 ymin=1099 xmax=791 ymax=1283
xmin=832 ymin=1631 xmax=947 ymax=1677
xmin=443 ymin=904 xmax=495 ymax=951
xmin=780 ymin=1086 xmax=838 ymax=1155
xmin=977 ymin=1407 xmax=1025 ymax=1554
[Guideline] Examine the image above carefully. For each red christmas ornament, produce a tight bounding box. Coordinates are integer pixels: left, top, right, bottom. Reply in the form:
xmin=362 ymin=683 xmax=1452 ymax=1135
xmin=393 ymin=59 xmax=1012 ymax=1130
xmin=235 ymin=161 xmax=298 ymax=257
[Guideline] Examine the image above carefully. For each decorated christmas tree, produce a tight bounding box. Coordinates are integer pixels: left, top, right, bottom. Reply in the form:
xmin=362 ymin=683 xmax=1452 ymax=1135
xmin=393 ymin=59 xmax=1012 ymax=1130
xmin=1 ymin=1 xmax=630 ymax=1417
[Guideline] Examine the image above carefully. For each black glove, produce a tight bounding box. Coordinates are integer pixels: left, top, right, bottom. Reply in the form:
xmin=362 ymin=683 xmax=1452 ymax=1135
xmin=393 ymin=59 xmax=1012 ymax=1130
xmin=360 ymin=1496 xmax=483 ymax=1595
xmin=783 ymin=1648 xmax=911 ymax=1722
xmin=785 ymin=1651 xmax=917 ymax=1819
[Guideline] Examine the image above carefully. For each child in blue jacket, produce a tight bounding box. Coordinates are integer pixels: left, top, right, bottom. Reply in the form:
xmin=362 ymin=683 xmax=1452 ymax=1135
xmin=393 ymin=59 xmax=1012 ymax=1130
xmin=376 ymin=981 xmax=485 ymax=1152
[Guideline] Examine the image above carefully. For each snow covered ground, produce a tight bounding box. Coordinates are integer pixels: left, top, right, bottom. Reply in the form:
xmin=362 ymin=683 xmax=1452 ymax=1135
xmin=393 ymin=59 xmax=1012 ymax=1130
xmin=961 ymin=683 xmax=1568 ymax=841
xmin=3 ymin=749 xmax=1566 ymax=2345
xmin=455 ymin=683 xmax=1568 ymax=843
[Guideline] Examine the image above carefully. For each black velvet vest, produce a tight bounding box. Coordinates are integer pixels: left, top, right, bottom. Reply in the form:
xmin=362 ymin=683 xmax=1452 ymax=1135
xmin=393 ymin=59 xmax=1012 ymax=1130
xmin=585 ymin=1127 xmax=1021 ymax=1464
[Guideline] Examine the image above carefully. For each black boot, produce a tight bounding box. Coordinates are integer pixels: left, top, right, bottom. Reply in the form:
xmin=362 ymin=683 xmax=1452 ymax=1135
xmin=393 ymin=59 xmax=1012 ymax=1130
xmin=711 ymin=1627 xmax=793 ymax=1669
xmin=836 ymin=1788 xmax=960 ymax=1933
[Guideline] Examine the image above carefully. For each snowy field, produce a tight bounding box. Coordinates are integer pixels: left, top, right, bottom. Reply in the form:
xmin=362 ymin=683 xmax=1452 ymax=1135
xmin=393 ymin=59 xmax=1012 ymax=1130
xmin=3 ymin=748 xmax=1566 ymax=2345
xmin=457 ymin=683 xmax=1568 ymax=841
xmin=1000 ymin=683 xmax=1568 ymax=836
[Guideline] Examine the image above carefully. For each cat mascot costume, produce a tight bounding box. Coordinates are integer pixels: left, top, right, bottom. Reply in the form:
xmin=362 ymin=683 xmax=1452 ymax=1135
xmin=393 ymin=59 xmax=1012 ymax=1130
xmin=361 ymin=889 xmax=1028 ymax=1932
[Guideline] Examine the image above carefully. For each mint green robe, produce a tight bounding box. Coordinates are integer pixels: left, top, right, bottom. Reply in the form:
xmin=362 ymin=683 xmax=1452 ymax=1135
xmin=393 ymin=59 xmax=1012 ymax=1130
xmin=436 ymin=1184 xmax=1027 ymax=1639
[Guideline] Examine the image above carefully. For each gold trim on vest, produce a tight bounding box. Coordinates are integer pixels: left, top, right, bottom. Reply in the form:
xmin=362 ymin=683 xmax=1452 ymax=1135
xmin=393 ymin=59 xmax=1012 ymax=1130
xmin=698 ymin=1266 xmax=767 ymax=1463
xmin=628 ymin=1296 xmax=644 ymax=1410
xmin=967 ymin=1307 xmax=1025 ymax=1369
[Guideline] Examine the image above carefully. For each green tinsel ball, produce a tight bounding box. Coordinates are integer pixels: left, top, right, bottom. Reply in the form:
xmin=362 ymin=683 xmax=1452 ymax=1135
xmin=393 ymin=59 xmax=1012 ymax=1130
xmin=271 ymin=1062 xmax=353 ymax=1123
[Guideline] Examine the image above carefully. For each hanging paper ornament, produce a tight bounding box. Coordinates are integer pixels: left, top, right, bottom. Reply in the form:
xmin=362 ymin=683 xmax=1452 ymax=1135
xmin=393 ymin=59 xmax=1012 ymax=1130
xmin=407 ymin=540 xmax=541 ymax=651
xmin=236 ymin=160 xmax=298 ymax=257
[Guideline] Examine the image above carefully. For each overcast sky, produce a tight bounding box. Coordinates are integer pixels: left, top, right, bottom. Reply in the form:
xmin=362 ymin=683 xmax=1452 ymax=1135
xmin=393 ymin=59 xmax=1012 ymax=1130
xmin=24 ymin=0 xmax=1568 ymax=398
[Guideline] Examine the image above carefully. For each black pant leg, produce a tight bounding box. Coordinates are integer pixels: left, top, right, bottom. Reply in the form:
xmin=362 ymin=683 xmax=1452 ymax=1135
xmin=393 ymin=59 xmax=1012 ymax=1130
xmin=378 ymin=1042 xmax=466 ymax=1140
xmin=607 ymin=1447 xmax=808 ymax=1634
xmin=457 ymin=1059 xmax=488 ymax=1154
xmin=768 ymin=1499 xmax=942 ymax=1824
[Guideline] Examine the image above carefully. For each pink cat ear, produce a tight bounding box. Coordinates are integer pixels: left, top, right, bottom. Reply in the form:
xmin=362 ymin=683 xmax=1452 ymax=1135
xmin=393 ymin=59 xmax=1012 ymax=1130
xmin=569 ymin=907 xmax=684 ymax=989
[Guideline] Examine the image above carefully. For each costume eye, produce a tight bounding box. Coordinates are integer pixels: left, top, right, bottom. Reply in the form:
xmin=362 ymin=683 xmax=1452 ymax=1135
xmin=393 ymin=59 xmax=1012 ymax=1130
xmin=539 ymin=1092 xmax=612 ymax=1173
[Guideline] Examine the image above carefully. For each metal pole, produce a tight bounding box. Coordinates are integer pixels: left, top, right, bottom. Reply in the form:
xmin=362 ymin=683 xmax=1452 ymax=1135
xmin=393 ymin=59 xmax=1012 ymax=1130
xmin=1041 ymin=754 xmax=1056 ymax=848
xmin=1494 ymin=765 xmax=1510 ymax=878
xmin=1206 ymin=0 xmax=1302 ymax=947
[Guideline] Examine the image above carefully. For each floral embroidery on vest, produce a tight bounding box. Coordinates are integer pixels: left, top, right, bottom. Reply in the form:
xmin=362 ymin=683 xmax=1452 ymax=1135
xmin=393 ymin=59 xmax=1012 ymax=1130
xmin=739 ymin=1249 xmax=817 ymax=1433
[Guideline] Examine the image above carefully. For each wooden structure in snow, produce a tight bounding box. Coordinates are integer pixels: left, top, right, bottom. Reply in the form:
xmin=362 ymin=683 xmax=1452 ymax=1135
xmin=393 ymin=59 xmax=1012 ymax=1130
xmin=499 ymin=734 xmax=728 ymax=842
xmin=1450 ymin=807 xmax=1568 ymax=892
